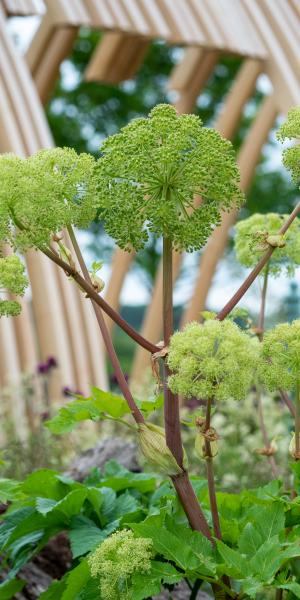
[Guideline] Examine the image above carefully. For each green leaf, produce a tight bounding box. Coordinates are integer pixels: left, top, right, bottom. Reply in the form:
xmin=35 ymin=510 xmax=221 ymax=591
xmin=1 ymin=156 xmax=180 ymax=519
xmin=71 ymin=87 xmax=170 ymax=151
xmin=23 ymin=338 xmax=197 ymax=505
xmin=22 ymin=469 xmax=71 ymax=500
xmin=132 ymin=517 xmax=202 ymax=572
xmin=131 ymin=572 xmax=162 ymax=600
xmin=98 ymin=461 xmax=156 ymax=493
xmin=254 ymin=502 xmax=285 ymax=541
xmin=91 ymin=387 xmax=131 ymax=418
xmin=61 ymin=559 xmax=91 ymax=600
xmin=0 ymin=578 xmax=26 ymax=599
xmin=279 ymin=582 xmax=300 ymax=598
xmin=39 ymin=580 xmax=68 ymax=599
xmin=69 ymin=516 xmax=119 ymax=558
xmin=165 ymin=516 xmax=216 ymax=576
xmin=77 ymin=578 xmax=101 ymax=599
xmin=238 ymin=523 xmax=263 ymax=555
xmin=0 ymin=479 xmax=22 ymax=502
xmin=46 ymin=389 xmax=131 ymax=434
xmin=36 ymin=489 xmax=87 ymax=518
xmin=217 ymin=541 xmax=250 ymax=578
xmin=150 ymin=560 xmax=182 ymax=584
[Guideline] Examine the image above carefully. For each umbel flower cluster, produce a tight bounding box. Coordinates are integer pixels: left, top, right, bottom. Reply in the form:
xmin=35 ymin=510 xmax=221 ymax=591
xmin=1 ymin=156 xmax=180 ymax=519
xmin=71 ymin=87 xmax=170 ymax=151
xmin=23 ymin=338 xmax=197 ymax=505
xmin=259 ymin=319 xmax=300 ymax=393
xmin=235 ymin=212 xmax=300 ymax=276
xmin=88 ymin=529 xmax=153 ymax=600
xmin=0 ymin=148 xmax=96 ymax=251
xmin=277 ymin=106 xmax=300 ymax=185
xmin=96 ymin=104 xmax=244 ymax=252
xmin=0 ymin=254 xmax=28 ymax=317
xmin=167 ymin=319 xmax=259 ymax=401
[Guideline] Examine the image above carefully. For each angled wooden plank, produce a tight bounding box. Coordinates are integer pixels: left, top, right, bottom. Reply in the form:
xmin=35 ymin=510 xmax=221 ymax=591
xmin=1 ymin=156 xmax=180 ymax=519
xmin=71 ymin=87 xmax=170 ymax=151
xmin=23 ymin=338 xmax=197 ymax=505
xmin=139 ymin=0 xmax=171 ymax=38
xmin=85 ymin=0 xmax=116 ymax=28
xmin=243 ymin=0 xmax=300 ymax=110
xmin=189 ymin=0 xmax=225 ymax=49
xmin=3 ymin=0 xmax=45 ymax=16
xmin=85 ymin=32 xmax=149 ymax=83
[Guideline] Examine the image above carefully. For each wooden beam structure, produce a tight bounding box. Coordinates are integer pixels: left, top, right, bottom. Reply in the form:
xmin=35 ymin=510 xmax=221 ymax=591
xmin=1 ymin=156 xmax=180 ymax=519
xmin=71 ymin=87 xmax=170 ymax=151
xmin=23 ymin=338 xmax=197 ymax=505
xmin=0 ymin=0 xmax=299 ymax=404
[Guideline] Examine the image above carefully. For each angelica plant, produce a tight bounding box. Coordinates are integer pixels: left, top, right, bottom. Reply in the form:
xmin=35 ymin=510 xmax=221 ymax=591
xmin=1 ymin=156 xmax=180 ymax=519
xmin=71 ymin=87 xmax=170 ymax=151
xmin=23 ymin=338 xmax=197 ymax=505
xmin=2 ymin=105 xmax=300 ymax=600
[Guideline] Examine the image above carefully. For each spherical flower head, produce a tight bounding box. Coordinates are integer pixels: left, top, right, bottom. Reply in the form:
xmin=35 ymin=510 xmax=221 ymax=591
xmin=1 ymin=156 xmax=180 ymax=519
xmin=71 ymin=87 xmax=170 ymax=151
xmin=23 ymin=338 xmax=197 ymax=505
xmin=0 ymin=148 xmax=97 ymax=251
xmin=277 ymin=106 xmax=300 ymax=185
xmin=96 ymin=104 xmax=244 ymax=252
xmin=0 ymin=254 xmax=28 ymax=318
xmin=235 ymin=213 xmax=300 ymax=276
xmin=88 ymin=529 xmax=153 ymax=600
xmin=260 ymin=319 xmax=300 ymax=393
xmin=167 ymin=319 xmax=259 ymax=401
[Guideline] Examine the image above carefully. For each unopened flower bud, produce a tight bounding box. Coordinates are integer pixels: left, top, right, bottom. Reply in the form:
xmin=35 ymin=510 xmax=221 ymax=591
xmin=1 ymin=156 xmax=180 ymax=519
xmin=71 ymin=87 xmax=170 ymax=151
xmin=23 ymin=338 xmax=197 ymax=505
xmin=195 ymin=425 xmax=218 ymax=459
xmin=266 ymin=234 xmax=286 ymax=248
xmin=89 ymin=273 xmax=105 ymax=293
xmin=289 ymin=433 xmax=300 ymax=459
xmin=138 ymin=423 xmax=187 ymax=475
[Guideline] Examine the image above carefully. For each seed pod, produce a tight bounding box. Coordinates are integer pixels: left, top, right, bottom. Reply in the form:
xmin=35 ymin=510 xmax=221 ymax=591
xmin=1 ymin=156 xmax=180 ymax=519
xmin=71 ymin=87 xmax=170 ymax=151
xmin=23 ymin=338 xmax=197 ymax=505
xmin=138 ymin=423 xmax=187 ymax=475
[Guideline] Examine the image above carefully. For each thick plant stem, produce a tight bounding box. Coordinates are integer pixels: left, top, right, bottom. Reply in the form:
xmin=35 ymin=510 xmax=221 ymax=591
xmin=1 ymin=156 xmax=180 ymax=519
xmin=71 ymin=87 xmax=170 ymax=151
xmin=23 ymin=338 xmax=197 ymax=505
xmin=258 ymin=263 xmax=269 ymax=336
xmin=204 ymin=398 xmax=222 ymax=539
xmin=47 ymin=231 xmax=145 ymax=426
xmin=280 ymin=389 xmax=295 ymax=417
xmin=172 ymin=472 xmax=212 ymax=540
xmin=275 ymin=590 xmax=283 ymax=600
xmin=217 ymin=202 xmax=300 ymax=321
xmin=295 ymin=382 xmax=300 ymax=460
xmin=162 ymin=237 xmax=213 ymax=541
xmin=163 ymin=236 xmax=183 ymax=467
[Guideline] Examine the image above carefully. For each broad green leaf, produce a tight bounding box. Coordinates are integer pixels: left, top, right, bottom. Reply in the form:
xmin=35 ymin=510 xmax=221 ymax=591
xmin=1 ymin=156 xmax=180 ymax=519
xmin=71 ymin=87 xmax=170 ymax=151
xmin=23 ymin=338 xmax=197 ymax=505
xmin=150 ymin=560 xmax=183 ymax=584
xmin=238 ymin=523 xmax=263 ymax=555
xmin=131 ymin=573 xmax=162 ymax=600
xmin=39 ymin=579 xmax=67 ymax=599
xmin=132 ymin=520 xmax=200 ymax=571
xmin=69 ymin=516 xmax=119 ymax=558
xmin=99 ymin=461 xmax=156 ymax=493
xmin=241 ymin=578 xmax=262 ymax=598
xmin=254 ymin=502 xmax=285 ymax=541
xmin=0 ymin=507 xmax=34 ymax=547
xmin=36 ymin=489 xmax=87 ymax=518
xmin=217 ymin=541 xmax=250 ymax=578
xmin=137 ymin=395 xmax=164 ymax=414
xmin=0 ymin=479 xmax=22 ymax=503
xmin=91 ymin=387 xmax=131 ymax=418
xmin=0 ymin=577 xmax=26 ymax=599
xmin=248 ymin=537 xmax=281 ymax=581
xmin=61 ymin=559 xmax=91 ymax=600
xmin=165 ymin=516 xmax=216 ymax=576
xmin=22 ymin=469 xmax=71 ymax=500
xmin=77 ymin=578 xmax=101 ymax=599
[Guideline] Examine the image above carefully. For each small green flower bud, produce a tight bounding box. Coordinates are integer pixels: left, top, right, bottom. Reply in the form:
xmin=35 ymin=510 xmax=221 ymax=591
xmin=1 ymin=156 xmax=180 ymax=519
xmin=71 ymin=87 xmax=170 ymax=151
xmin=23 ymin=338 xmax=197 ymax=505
xmin=89 ymin=272 xmax=105 ymax=293
xmin=289 ymin=433 xmax=300 ymax=459
xmin=266 ymin=234 xmax=286 ymax=248
xmin=195 ymin=426 xmax=218 ymax=459
xmin=138 ymin=422 xmax=188 ymax=475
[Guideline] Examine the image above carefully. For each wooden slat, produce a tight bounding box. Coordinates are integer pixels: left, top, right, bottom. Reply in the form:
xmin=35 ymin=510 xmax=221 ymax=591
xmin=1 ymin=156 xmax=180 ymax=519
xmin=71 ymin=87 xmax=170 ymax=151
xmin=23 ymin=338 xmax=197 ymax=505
xmin=85 ymin=32 xmax=149 ymax=84
xmin=3 ymin=0 xmax=45 ymax=16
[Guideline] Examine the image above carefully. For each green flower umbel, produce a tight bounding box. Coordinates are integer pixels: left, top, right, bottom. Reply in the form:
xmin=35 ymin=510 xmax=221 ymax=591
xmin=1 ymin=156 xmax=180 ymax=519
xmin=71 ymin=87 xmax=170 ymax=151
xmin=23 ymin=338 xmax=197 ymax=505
xmin=260 ymin=320 xmax=300 ymax=393
xmin=0 ymin=148 xmax=97 ymax=251
xmin=235 ymin=213 xmax=300 ymax=277
xmin=96 ymin=104 xmax=244 ymax=252
xmin=0 ymin=255 xmax=28 ymax=317
xmin=167 ymin=319 xmax=259 ymax=401
xmin=88 ymin=529 xmax=153 ymax=600
xmin=277 ymin=106 xmax=300 ymax=185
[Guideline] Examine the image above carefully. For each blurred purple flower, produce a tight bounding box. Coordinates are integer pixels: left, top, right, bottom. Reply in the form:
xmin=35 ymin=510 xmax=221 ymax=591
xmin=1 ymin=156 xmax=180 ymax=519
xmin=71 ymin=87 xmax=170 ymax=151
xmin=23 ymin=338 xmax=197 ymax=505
xmin=37 ymin=356 xmax=58 ymax=375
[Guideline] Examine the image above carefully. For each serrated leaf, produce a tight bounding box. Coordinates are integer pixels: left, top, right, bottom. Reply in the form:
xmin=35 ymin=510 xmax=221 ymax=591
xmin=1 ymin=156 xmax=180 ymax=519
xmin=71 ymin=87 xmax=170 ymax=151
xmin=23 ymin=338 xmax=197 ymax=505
xmin=0 ymin=479 xmax=22 ymax=503
xmin=254 ymin=503 xmax=285 ymax=541
xmin=36 ymin=489 xmax=87 ymax=518
xmin=22 ymin=469 xmax=70 ymax=500
xmin=238 ymin=523 xmax=263 ymax=555
xmin=217 ymin=541 xmax=250 ymax=578
xmin=150 ymin=560 xmax=182 ymax=584
xmin=69 ymin=516 xmax=119 ymax=558
xmin=61 ymin=559 xmax=91 ymax=600
xmin=132 ymin=520 xmax=200 ymax=572
xmin=91 ymin=387 xmax=131 ymax=418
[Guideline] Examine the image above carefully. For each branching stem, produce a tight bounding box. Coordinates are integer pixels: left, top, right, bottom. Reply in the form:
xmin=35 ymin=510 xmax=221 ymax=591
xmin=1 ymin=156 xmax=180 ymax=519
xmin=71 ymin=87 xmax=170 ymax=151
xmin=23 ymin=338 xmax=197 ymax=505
xmin=295 ymin=381 xmax=300 ymax=460
xmin=217 ymin=202 xmax=300 ymax=321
